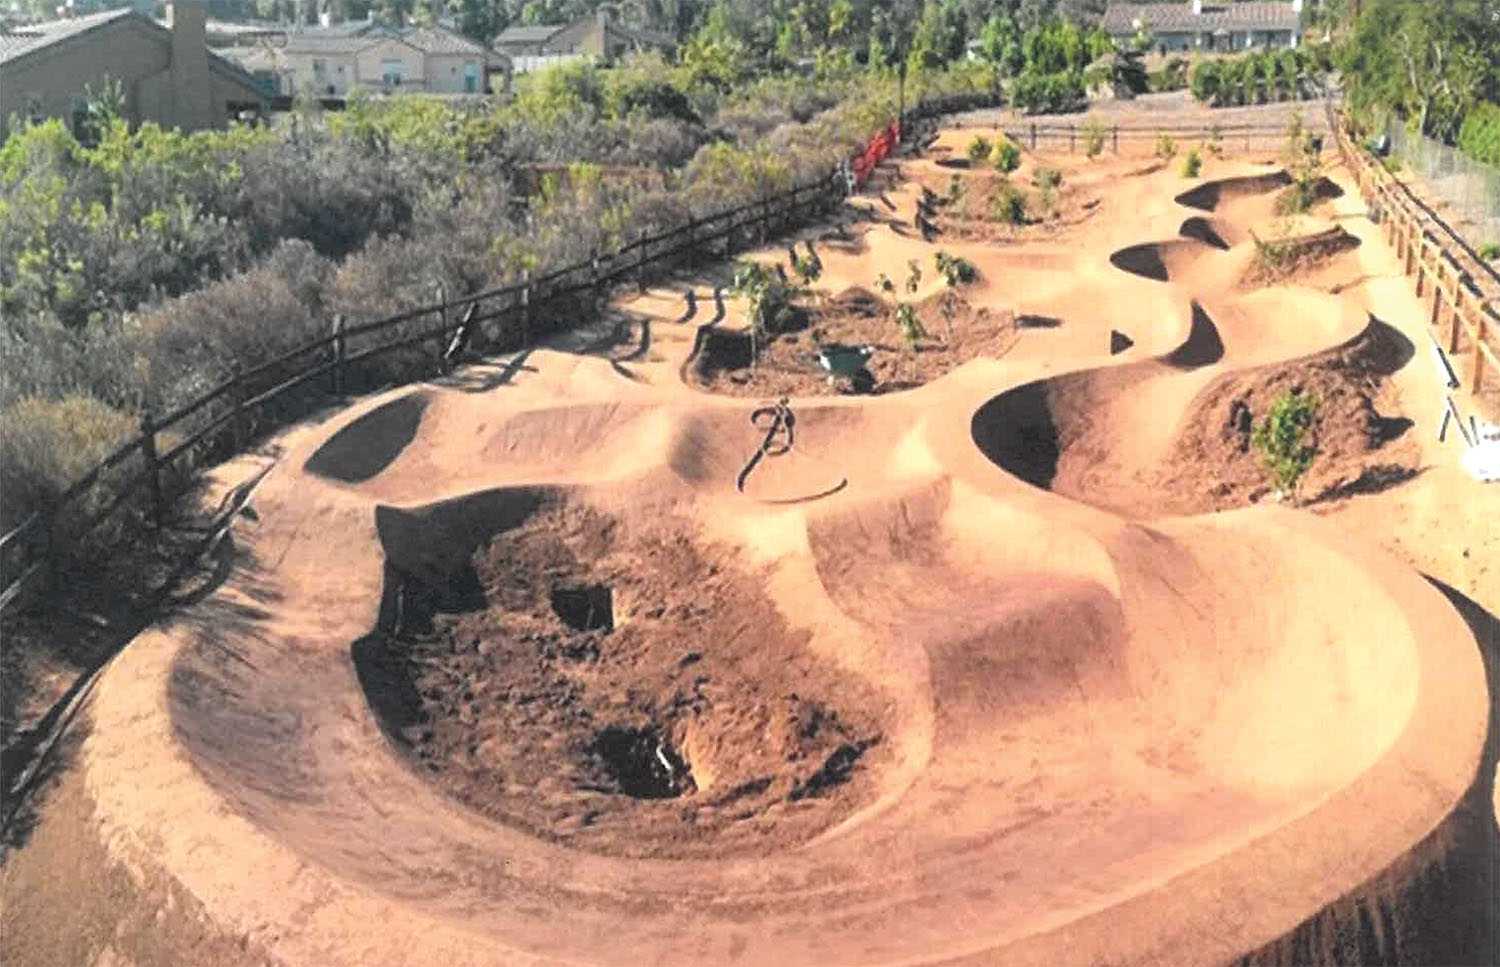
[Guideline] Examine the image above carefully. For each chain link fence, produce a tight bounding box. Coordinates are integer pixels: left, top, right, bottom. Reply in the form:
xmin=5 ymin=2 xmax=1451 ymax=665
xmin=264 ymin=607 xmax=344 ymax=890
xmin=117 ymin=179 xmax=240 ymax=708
xmin=1387 ymin=120 xmax=1500 ymax=246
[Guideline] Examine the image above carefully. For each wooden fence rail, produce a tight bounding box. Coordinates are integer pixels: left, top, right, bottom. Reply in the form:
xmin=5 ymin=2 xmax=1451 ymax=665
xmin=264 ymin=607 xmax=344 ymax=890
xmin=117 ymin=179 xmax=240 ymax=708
xmin=0 ymin=159 xmax=857 ymax=614
xmin=1326 ymin=103 xmax=1500 ymax=399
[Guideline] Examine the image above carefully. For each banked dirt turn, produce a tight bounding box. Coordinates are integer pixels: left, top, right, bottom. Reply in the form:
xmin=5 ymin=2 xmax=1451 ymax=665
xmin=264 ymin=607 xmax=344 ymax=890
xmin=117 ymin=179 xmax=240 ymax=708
xmin=8 ymin=143 xmax=1491 ymax=967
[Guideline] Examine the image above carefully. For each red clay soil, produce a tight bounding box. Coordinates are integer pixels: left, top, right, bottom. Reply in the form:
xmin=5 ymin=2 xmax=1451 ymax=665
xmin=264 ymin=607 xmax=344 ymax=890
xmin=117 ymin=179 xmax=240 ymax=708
xmin=1054 ymin=330 xmax=1421 ymax=517
xmin=1240 ymin=223 xmax=1361 ymax=289
xmin=917 ymin=166 xmax=1106 ymax=243
xmin=691 ymin=287 xmax=1017 ymax=397
xmin=363 ymin=498 xmax=888 ymax=859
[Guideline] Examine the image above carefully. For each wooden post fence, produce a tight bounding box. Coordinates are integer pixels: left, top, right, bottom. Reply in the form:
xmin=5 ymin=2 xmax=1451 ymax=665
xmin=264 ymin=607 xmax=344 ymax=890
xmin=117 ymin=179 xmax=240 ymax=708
xmin=139 ymin=410 xmax=164 ymax=527
xmin=331 ymin=314 xmax=346 ymax=395
xmin=520 ymin=269 xmax=532 ymax=347
xmin=0 ymin=137 xmax=906 ymax=616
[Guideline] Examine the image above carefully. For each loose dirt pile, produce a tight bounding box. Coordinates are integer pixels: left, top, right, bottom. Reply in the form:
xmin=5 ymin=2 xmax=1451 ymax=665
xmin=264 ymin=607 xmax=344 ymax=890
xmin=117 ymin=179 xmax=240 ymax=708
xmin=918 ymin=167 xmax=1103 ymax=243
xmin=693 ymin=287 xmax=1018 ymax=397
xmin=361 ymin=499 xmax=889 ymax=859
xmin=1093 ymin=335 xmax=1420 ymax=516
xmin=1241 ymin=223 xmax=1361 ymax=289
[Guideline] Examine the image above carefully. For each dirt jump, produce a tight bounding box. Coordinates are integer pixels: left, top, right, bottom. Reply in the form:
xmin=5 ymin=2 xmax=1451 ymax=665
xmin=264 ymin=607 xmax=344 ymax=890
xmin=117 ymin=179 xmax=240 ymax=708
xmin=4 ymin=127 xmax=1494 ymax=967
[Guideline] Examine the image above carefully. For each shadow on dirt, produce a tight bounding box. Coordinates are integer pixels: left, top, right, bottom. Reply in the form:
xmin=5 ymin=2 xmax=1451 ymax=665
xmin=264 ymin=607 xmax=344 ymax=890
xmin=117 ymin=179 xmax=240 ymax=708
xmin=1165 ymin=303 xmax=1225 ymax=369
xmin=304 ymin=392 xmax=429 ymax=483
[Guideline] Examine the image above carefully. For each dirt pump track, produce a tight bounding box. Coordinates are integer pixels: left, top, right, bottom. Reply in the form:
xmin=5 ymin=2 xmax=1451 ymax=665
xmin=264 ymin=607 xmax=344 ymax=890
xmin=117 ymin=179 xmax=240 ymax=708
xmin=4 ymin=133 xmax=1493 ymax=967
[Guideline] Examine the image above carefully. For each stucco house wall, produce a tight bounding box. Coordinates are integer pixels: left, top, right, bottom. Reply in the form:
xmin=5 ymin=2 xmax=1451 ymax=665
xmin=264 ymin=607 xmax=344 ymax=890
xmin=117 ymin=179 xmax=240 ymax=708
xmin=0 ymin=5 xmax=265 ymax=136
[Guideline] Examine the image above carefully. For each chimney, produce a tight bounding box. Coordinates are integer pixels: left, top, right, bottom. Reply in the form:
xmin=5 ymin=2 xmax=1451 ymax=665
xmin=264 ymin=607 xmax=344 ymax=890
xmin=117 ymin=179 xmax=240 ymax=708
xmin=165 ymin=2 xmax=215 ymax=131
xmin=1192 ymin=0 xmax=1203 ymax=14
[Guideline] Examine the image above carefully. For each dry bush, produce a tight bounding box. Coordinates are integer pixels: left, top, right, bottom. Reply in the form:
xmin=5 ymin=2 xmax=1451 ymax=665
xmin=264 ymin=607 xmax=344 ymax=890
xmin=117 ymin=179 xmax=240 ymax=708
xmin=0 ymin=395 xmax=145 ymax=553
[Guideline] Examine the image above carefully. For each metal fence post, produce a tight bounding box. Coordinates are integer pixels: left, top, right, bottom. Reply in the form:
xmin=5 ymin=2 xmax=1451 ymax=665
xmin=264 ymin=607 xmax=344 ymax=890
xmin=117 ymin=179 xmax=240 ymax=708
xmin=139 ymin=409 xmax=164 ymax=527
xmin=331 ymin=314 xmax=346 ymax=395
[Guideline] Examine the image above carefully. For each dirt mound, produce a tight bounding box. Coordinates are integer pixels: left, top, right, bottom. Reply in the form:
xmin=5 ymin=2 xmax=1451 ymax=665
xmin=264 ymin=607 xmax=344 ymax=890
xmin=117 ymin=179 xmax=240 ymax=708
xmin=1174 ymin=170 xmax=1291 ymax=212
xmin=1241 ymin=223 xmax=1361 ymax=288
xmin=1149 ymin=320 xmax=1419 ymax=510
xmin=1109 ymin=238 xmax=1215 ymax=283
xmin=973 ymin=318 xmax=1419 ymax=517
xmin=355 ymin=495 xmax=889 ymax=859
xmin=305 ymin=391 xmax=429 ymax=483
xmin=691 ymin=289 xmax=1017 ymax=397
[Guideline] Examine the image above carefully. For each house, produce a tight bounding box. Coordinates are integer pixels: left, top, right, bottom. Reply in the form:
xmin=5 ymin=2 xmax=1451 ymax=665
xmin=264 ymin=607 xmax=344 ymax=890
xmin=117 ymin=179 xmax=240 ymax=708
xmin=237 ymin=22 xmax=509 ymax=97
xmin=1101 ymin=1 xmax=1304 ymax=53
xmin=494 ymin=8 xmax=675 ymax=70
xmin=0 ymin=2 xmax=268 ymax=136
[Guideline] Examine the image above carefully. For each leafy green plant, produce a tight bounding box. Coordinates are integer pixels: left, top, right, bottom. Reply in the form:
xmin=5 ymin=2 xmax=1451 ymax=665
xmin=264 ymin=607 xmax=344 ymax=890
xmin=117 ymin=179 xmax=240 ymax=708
xmin=946 ymin=172 xmax=965 ymax=204
xmin=966 ymin=134 xmax=993 ymax=163
xmin=1154 ymin=133 xmax=1177 ymax=160
xmin=1082 ymin=118 xmax=1108 ymax=159
xmin=895 ymin=303 xmax=926 ymax=347
xmin=1479 ymin=242 xmax=1500 ymax=261
xmin=992 ymin=180 xmax=1028 ymax=224
xmin=1032 ymin=166 xmax=1063 ymax=189
xmin=934 ymin=251 xmax=977 ymax=286
xmin=1252 ymin=389 xmax=1319 ymax=498
xmin=905 ymin=259 xmax=923 ymax=294
xmin=1181 ymin=148 xmax=1203 ymax=178
xmin=1206 ymin=124 xmax=1224 ymax=158
xmin=1251 ymin=229 xmax=1297 ymax=278
xmin=1276 ymin=111 xmax=1324 ymax=214
xmin=991 ymin=138 xmax=1021 ymax=173
xmin=732 ymin=260 xmax=800 ymax=336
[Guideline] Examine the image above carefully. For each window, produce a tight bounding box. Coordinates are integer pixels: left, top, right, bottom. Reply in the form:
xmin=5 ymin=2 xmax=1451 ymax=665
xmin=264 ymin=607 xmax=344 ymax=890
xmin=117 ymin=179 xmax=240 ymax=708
xmin=463 ymin=61 xmax=479 ymax=93
xmin=381 ymin=58 xmax=405 ymax=87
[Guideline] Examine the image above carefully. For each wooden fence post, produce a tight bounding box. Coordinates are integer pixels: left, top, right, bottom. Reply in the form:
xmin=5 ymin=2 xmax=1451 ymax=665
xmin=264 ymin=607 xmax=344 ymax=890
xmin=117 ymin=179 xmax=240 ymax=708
xmin=331 ymin=314 xmax=346 ymax=395
xmin=1430 ymin=260 xmax=1445 ymax=328
xmin=1449 ymin=281 xmax=1466 ymax=355
xmin=1414 ymin=239 xmax=1427 ymax=299
xmin=1030 ymin=123 xmax=1037 ymax=150
xmin=590 ymin=249 xmax=601 ymax=308
xmin=760 ymin=196 xmax=771 ymax=244
xmin=636 ymin=230 xmax=649 ymax=294
xmin=1112 ymin=125 xmax=1119 ymax=154
xmin=139 ymin=409 xmax=164 ymax=527
xmin=435 ymin=284 xmax=448 ymax=372
xmin=228 ymin=363 xmax=245 ymax=450
xmin=1069 ymin=123 xmax=1075 ymax=153
xmin=520 ymin=268 xmax=532 ymax=347
xmin=1475 ymin=306 xmax=1490 ymax=394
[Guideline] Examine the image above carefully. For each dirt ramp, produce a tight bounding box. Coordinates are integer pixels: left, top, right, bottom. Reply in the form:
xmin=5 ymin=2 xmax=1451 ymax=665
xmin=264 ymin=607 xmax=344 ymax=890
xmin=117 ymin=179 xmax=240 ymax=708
xmin=1174 ymin=170 xmax=1292 ymax=213
xmin=305 ymin=391 xmax=430 ymax=483
xmin=1110 ymin=238 xmax=1217 ymax=283
xmin=359 ymin=492 xmax=893 ymax=859
xmin=374 ymin=487 xmax=551 ymax=590
xmin=1179 ymin=215 xmax=1236 ymax=250
xmin=972 ymin=314 xmax=1421 ymax=517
